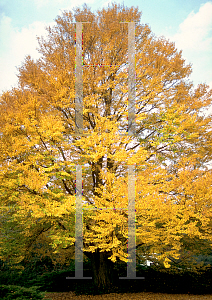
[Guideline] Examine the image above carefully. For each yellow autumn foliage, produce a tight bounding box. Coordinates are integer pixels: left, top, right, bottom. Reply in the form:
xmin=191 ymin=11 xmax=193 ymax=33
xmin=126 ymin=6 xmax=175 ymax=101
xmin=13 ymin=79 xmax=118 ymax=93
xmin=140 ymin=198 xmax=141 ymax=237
xmin=0 ymin=3 xmax=212 ymax=271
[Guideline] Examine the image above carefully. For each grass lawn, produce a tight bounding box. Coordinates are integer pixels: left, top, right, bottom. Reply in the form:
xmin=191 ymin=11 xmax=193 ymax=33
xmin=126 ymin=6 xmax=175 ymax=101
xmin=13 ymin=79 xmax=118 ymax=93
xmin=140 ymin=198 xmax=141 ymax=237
xmin=44 ymin=291 xmax=212 ymax=299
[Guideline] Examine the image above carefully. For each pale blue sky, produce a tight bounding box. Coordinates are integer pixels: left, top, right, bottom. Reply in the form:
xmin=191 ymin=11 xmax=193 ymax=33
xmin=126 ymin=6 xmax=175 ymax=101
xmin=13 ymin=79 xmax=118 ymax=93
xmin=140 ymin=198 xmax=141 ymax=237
xmin=0 ymin=0 xmax=212 ymax=94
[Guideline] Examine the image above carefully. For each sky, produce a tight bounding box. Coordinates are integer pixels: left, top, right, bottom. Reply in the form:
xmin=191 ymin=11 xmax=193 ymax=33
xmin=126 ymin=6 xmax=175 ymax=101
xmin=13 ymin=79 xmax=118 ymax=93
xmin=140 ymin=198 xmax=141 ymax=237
xmin=0 ymin=0 xmax=212 ymax=97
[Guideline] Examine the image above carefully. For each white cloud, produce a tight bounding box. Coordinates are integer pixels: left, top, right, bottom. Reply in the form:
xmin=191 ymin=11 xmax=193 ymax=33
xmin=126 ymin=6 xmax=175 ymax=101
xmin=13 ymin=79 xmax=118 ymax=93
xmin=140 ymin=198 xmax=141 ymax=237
xmin=0 ymin=0 xmax=95 ymax=94
xmin=173 ymin=2 xmax=212 ymax=51
xmin=34 ymin=0 xmax=95 ymax=10
xmin=34 ymin=0 xmax=65 ymax=9
xmin=101 ymin=0 xmax=113 ymax=8
xmin=168 ymin=2 xmax=212 ymax=89
xmin=0 ymin=14 xmax=53 ymax=93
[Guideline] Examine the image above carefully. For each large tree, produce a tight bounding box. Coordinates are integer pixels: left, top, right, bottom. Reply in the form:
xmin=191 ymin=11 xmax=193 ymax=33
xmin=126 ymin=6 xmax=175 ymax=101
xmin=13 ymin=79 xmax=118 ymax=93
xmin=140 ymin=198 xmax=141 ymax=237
xmin=0 ymin=2 xmax=212 ymax=291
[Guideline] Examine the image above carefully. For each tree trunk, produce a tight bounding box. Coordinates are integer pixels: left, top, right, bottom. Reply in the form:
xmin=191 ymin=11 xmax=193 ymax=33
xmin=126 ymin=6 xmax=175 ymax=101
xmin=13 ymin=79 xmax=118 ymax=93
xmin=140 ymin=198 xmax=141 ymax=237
xmin=89 ymin=249 xmax=118 ymax=292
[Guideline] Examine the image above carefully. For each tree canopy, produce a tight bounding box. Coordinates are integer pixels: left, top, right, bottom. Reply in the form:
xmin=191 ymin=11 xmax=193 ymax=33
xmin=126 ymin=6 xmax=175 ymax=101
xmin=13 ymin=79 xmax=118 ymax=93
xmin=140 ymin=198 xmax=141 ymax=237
xmin=0 ymin=2 xmax=212 ymax=284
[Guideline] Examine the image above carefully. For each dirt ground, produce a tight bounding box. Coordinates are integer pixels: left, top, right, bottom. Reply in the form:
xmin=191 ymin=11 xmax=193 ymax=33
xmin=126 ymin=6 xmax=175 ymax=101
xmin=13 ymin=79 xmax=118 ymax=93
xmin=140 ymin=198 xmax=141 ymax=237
xmin=44 ymin=291 xmax=212 ymax=299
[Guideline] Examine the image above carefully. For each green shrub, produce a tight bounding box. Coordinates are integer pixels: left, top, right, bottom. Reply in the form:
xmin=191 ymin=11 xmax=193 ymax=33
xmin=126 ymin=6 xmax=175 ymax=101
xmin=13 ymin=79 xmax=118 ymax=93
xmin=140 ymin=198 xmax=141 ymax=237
xmin=0 ymin=285 xmax=50 ymax=300
xmin=25 ymin=268 xmax=75 ymax=292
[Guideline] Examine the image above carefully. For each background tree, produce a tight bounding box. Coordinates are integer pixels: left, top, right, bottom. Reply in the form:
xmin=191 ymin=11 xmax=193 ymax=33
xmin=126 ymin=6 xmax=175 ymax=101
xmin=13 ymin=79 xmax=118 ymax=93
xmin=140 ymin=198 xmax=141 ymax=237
xmin=0 ymin=2 xmax=212 ymax=291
